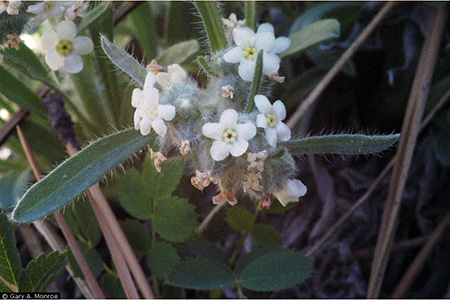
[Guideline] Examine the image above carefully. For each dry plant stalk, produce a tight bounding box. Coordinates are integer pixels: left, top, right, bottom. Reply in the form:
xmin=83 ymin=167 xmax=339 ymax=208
xmin=367 ymin=4 xmax=448 ymax=298
xmin=286 ymin=2 xmax=396 ymax=128
xmin=16 ymin=125 xmax=105 ymax=299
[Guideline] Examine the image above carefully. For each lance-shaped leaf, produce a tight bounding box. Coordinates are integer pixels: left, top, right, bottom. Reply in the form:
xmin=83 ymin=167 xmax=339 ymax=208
xmin=281 ymin=19 xmax=340 ymax=58
xmin=245 ymin=1 xmax=257 ymax=30
xmin=101 ymin=35 xmax=147 ymax=86
xmin=194 ymin=1 xmax=227 ymax=52
xmin=19 ymin=251 xmax=67 ymax=292
xmin=156 ymin=40 xmax=200 ymax=66
xmin=0 ymin=212 xmax=22 ymax=288
xmin=245 ymin=50 xmax=263 ymax=113
xmin=280 ymin=134 xmax=400 ymax=155
xmin=78 ymin=1 xmax=112 ymax=32
xmin=12 ymin=129 xmax=155 ymax=223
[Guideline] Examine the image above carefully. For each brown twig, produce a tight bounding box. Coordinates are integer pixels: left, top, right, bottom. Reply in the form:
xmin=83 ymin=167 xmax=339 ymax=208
xmin=367 ymin=5 xmax=448 ymax=298
xmin=391 ymin=212 xmax=450 ymax=298
xmin=287 ymin=2 xmax=396 ymax=129
xmin=114 ymin=1 xmax=144 ymax=25
xmin=16 ymin=125 xmax=105 ymax=299
xmin=0 ymin=109 xmax=28 ymax=147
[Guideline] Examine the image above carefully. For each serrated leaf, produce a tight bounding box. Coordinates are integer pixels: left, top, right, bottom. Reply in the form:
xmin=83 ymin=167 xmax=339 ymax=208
xmin=239 ymin=249 xmax=313 ymax=291
xmin=13 ymin=129 xmax=156 ymax=223
xmin=250 ymin=224 xmax=282 ymax=247
xmin=78 ymin=1 xmax=111 ymax=31
xmin=156 ymin=40 xmax=200 ymax=66
xmin=72 ymin=199 xmax=101 ymax=247
xmin=101 ymin=36 xmax=147 ymax=86
xmin=119 ymin=219 xmax=152 ymax=256
xmin=0 ymin=65 xmax=47 ymax=118
xmin=226 ymin=207 xmax=255 ymax=232
xmin=147 ymin=242 xmax=180 ymax=280
xmin=0 ymin=212 xmax=21 ymax=288
xmin=67 ymin=241 xmax=103 ymax=279
xmin=194 ymin=1 xmax=227 ymax=52
xmin=153 ymin=196 xmax=198 ymax=243
xmin=186 ymin=236 xmax=228 ymax=265
xmin=101 ymin=273 xmax=126 ymax=299
xmin=245 ymin=50 xmax=263 ymax=113
xmin=234 ymin=247 xmax=277 ymax=275
xmin=146 ymin=159 xmax=184 ymax=199
xmin=19 ymin=251 xmax=66 ymax=292
xmin=280 ymin=134 xmax=400 ymax=155
xmin=166 ymin=257 xmax=235 ymax=290
xmin=281 ymin=19 xmax=340 ymax=58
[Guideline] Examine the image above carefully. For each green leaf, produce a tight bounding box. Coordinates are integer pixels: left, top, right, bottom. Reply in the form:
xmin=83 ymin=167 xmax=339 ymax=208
xmin=130 ymin=2 xmax=158 ymax=59
xmin=0 ymin=212 xmax=21 ymax=288
xmin=194 ymin=1 xmax=227 ymax=52
xmin=267 ymin=201 xmax=296 ymax=214
xmin=156 ymin=40 xmax=200 ymax=66
xmin=12 ymin=129 xmax=156 ymax=223
xmin=226 ymin=207 xmax=255 ymax=232
xmin=166 ymin=257 xmax=235 ymax=290
xmin=0 ymin=282 xmax=12 ymax=292
xmin=118 ymin=159 xmax=184 ymax=220
xmin=0 ymin=169 xmax=30 ymax=213
xmin=197 ymin=56 xmax=218 ymax=77
xmin=147 ymin=242 xmax=180 ymax=280
xmin=234 ymin=248 xmax=276 ymax=275
xmin=101 ymin=36 xmax=147 ymax=86
xmin=239 ymin=249 xmax=313 ymax=291
xmin=245 ymin=50 xmax=263 ymax=114
xmin=67 ymin=241 xmax=103 ymax=279
xmin=19 ymin=251 xmax=67 ymax=292
xmin=78 ymin=2 xmax=112 ymax=32
xmin=245 ymin=1 xmax=256 ymax=30
xmin=250 ymin=224 xmax=282 ymax=247
xmin=0 ymin=65 xmax=47 ymax=118
xmin=119 ymin=219 xmax=152 ymax=256
xmin=101 ymin=273 xmax=126 ymax=299
xmin=281 ymin=19 xmax=340 ymax=58
xmin=71 ymin=199 xmax=101 ymax=247
xmin=186 ymin=236 xmax=229 ymax=265
xmin=436 ymin=124 xmax=450 ymax=166
xmin=153 ymin=196 xmax=198 ymax=243
xmin=162 ymin=284 xmax=185 ymax=299
xmin=0 ymin=45 xmax=57 ymax=91
xmin=280 ymin=134 xmax=400 ymax=155
xmin=0 ymin=159 xmax=27 ymax=172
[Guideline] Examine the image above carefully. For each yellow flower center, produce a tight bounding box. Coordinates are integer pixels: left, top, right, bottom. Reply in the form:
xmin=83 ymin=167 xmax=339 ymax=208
xmin=56 ymin=40 xmax=73 ymax=56
xmin=265 ymin=113 xmax=277 ymax=128
xmin=222 ymin=128 xmax=237 ymax=144
xmin=147 ymin=107 xmax=159 ymax=120
xmin=244 ymin=47 xmax=257 ymax=60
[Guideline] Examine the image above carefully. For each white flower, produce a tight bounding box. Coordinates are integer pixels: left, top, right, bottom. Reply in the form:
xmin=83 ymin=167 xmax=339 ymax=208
xmin=41 ymin=20 xmax=93 ymax=74
xmin=202 ymin=109 xmax=256 ymax=161
xmin=132 ymin=72 xmax=176 ymax=137
xmin=222 ymin=13 xmax=245 ymax=31
xmin=273 ymin=179 xmax=307 ymax=207
xmin=64 ymin=0 xmax=88 ymax=21
xmin=0 ymin=1 xmax=21 ymax=15
xmin=255 ymin=95 xmax=291 ymax=148
xmin=27 ymin=1 xmax=65 ymax=26
xmin=155 ymin=64 xmax=186 ymax=87
xmin=223 ymin=23 xmax=291 ymax=81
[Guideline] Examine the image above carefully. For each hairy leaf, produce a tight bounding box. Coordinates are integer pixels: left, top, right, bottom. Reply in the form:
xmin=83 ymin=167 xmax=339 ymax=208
xmin=194 ymin=1 xmax=227 ymax=52
xmin=280 ymin=134 xmax=400 ymax=155
xmin=0 ymin=212 xmax=21 ymax=288
xmin=245 ymin=50 xmax=263 ymax=113
xmin=156 ymin=40 xmax=200 ymax=65
xmin=13 ymin=129 xmax=155 ymax=223
xmin=226 ymin=207 xmax=255 ymax=232
xmin=245 ymin=1 xmax=257 ymax=30
xmin=147 ymin=242 xmax=180 ymax=280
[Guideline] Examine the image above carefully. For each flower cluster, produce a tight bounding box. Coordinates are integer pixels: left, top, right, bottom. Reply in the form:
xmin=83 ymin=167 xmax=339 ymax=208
xmin=0 ymin=0 xmax=21 ymax=15
xmin=130 ymin=15 xmax=307 ymax=209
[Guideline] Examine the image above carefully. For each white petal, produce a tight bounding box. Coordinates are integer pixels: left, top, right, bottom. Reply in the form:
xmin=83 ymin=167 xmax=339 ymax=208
xmin=73 ymin=36 xmax=93 ymax=55
xmin=276 ymin=122 xmax=291 ymax=142
xmin=168 ymin=64 xmax=186 ymax=82
xmin=144 ymin=72 xmax=156 ymax=89
xmin=262 ymin=53 xmax=280 ymax=75
xmin=223 ymin=47 xmax=244 ymax=63
xmin=26 ymin=2 xmax=45 ymax=14
xmin=230 ymin=139 xmax=248 ymax=157
xmin=257 ymin=23 xmax=274 ymax=34
xmin=49 ymin=2 xmax=65 ymax=18
xmin=265 ymin=128 xmax=278 ymax=148
xmin=9 ymin=1 xmax=21 ymax=9
xmin=210 ymin=141 xmax=230 ymax=161
xmin=155 ymin=72 xmax=170 ymax=87
xmin=57 ymin=20 xmax=77 ymax=40
xmin=232 ymin=27 xmax=255 ymax=48
xmin=45 ymin=50 xmax=64 ymax=70
xmin=152 ymin=118 xmax=167 ymax=137
xmin=273 ymin=100 xmax=286 ymax=120
xmin=202 ymin=123 xmax=223 ymax=140
xmin=255 ymin=32 xmax=275 ymax=52
xmin=0 ymin=5 xmax=6 ymax=14
xmin=63 ymin=54 xmax=83 ymax=74
xmin=158 ymin=105 xmax=175 ymax=121
xmin=256 ymin=114 xmax=268 ymax=128
xmin=131 ymin=88 xmax=142 ymax=108
xmin=254 ymin=94 xmax=272 ymax=114
xmin=287 ymin=179 xmax=307 ymax=197
xmin=133 ymin=110 xmax=141 ymax=130
xmin=219 ymin=109 xmax=238 ymax=129
xmin=272 ymin=37 xmax=291 ymax=54
xmin=7 ymin=6 xmax=19 ymax=15
xmin=236 ymin=122 xmax=256 ymax=141
xmin=143 ymin=87 xmax=159 ymax=107
xmin=41 ymin=30 xmax=58 ymax=50
xmin=139 ymin=117 xmax=152 ymax=136
xmin=238 ymin=59 xmax=256 ymax=82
